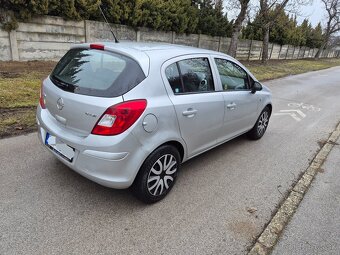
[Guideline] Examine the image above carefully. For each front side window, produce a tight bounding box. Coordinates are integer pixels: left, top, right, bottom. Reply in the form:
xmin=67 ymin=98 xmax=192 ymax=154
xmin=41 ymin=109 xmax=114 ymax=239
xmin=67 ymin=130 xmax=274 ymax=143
xmin=165 ymin=57 xmax=214 ymax=94
xmin=214 ymin=58 xmax=249 ymax=91
xmin=51 ymin=48 xmax=146 ymax=97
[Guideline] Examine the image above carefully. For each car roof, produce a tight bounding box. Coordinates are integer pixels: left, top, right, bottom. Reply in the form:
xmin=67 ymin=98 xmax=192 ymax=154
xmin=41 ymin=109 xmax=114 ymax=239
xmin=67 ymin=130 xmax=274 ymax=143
xmin=71 ymin=41 xmax=255 ymax=80
xmin=104 ymin=41 xmax=219 ymax=55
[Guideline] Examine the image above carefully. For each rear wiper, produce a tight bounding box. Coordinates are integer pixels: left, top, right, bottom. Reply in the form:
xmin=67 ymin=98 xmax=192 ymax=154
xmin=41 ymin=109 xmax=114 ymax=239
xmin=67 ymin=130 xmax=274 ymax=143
xmin=50 ymin=75 xmax=76 ymax=92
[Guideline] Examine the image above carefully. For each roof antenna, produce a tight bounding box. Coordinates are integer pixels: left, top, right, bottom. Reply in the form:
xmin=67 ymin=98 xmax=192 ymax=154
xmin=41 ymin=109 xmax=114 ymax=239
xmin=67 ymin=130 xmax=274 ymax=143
xmin=99 ymin=4 xmax=119 ymax=43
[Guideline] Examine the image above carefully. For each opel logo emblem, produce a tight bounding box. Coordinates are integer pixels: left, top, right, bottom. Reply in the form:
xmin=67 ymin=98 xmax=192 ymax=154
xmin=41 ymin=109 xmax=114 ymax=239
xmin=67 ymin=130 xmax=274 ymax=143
xmin=56 ymin=98 xmax=64 ymax=110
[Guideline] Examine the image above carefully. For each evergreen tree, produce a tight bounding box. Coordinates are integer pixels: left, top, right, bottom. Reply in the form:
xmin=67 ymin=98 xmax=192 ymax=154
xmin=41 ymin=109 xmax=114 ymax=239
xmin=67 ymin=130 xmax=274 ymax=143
xmin=308 ymin=23 xmax=323 ymax=48
xmin=284 ymin=15 xmax=304 ymax=46
xmin=195 ymin=0 xmax=232 ymax=36
xmin=242 ymin=9 xmax=324 ymax=49
xmin=0 ymin=0 xmax=322 ymax=45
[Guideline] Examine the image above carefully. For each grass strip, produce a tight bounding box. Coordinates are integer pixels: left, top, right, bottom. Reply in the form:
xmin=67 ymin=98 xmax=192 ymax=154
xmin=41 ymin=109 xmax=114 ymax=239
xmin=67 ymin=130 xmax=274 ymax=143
xmin=244 ymin=58 xmax=340 ymax=81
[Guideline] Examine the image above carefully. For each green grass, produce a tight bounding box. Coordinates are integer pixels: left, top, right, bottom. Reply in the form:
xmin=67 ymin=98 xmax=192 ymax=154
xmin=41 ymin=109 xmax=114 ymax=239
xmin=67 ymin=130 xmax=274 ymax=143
xmin=244 ymin=58 xmax=340 ymax=81
xmin=0 ymin=60 xmax=54 ymax=138
xmin=0 ymin=72 xmax=44 ymax=108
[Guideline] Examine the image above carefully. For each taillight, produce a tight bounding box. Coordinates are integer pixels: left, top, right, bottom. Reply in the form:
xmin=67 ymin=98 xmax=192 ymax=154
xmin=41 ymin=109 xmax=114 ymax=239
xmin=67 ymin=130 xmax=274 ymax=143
xmin=91 ymin=100 xmax=147 ymax=136
xmin=39 ymin=81 xmax=46 ymax=109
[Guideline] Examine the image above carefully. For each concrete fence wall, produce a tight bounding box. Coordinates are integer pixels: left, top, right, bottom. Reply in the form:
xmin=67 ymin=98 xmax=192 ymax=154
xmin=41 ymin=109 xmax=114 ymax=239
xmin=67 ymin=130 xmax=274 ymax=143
xmin=1 ymin=15 xmax=339 ymax=62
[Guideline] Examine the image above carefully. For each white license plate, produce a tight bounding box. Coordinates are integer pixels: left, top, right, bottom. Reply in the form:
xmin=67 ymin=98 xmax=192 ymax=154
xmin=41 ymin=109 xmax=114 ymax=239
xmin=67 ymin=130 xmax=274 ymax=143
xmin=45 ymin=133 xmax=75 ymax=162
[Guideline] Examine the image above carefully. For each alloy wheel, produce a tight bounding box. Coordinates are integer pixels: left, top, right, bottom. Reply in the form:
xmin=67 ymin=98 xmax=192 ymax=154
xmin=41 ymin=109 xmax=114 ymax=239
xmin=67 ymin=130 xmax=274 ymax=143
xmin=257 ymin=111 xmax=269 ymax=136
xmin=147 ymin=154 xmax=177 ymax=196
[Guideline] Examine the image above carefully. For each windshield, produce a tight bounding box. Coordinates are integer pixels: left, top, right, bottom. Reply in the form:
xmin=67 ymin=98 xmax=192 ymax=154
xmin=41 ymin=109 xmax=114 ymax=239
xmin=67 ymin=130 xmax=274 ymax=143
xmin=51 ymin=48 xmax=146 ymax=97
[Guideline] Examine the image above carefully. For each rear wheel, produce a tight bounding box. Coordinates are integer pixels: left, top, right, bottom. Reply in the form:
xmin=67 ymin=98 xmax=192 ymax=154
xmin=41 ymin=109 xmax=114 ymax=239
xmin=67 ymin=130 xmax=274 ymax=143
xmin=247 ymin=106 xmax=270 ymax=140
xmin=132 ymin=145 xmax=180 ymax=203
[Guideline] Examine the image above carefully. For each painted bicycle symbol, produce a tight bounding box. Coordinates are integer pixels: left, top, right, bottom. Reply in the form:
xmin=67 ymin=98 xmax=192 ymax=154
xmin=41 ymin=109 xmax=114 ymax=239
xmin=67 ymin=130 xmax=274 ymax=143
xmin=287 ymin=102 xmax=321 ymax=112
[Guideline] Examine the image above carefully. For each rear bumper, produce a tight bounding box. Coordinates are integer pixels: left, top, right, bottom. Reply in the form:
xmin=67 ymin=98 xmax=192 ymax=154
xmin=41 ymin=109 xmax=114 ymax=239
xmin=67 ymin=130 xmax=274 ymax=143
xmin=36 ymin=106 xmax=147 ymax=189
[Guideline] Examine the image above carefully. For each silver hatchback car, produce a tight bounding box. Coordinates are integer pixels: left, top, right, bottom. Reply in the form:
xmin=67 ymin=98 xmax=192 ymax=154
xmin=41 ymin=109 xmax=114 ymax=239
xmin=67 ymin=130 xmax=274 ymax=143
xmin=37 ymin=42 xmax=272 ymax=203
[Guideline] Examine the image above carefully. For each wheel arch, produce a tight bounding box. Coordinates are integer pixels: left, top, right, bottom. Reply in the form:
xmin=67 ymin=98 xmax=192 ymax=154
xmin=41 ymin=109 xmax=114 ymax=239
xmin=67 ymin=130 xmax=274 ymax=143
xmin=132 ymin=139 xmax=186 ymax=183
xmin=161 ymin=140 xmax=185 ymax=162
xmin=265 ymin=103 xmax=272 ymax=115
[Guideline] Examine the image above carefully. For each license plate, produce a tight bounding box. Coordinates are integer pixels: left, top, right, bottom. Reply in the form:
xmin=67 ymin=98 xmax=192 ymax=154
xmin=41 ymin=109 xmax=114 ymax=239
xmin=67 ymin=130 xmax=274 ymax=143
xmin=45 ymin=133 xmax=75 ymax=162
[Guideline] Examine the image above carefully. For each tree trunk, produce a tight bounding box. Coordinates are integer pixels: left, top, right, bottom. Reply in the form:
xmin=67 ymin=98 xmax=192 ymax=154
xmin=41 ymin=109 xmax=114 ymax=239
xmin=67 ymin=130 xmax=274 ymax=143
xmin=315 ymin=48 xmax=322 ymax=59
xmin=315 ymin=41 xmax=327 ymax=59
xmin=227 ymin=0 xmax=249 ymax=58
xmin=228 ymin=29 xmax=240 ymax=58
xmin=261 ymin=25 xmax=270 ymax=63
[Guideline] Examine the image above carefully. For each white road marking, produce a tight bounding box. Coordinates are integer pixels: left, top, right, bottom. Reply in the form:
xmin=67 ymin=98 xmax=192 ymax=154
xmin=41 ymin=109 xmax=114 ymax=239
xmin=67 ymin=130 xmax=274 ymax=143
xmin=279 ymin=109 xmax=306 ymax=118
xmin=287 ymin=102 xmax=321 ymax=112
xmin=273 ymin=109 xmax=306 ymax=122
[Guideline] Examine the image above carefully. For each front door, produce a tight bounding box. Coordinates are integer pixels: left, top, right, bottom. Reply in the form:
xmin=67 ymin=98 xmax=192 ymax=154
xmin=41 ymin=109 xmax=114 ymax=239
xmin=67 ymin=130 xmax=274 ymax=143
xmin=213 ymin=58 xmax=259 ymax=142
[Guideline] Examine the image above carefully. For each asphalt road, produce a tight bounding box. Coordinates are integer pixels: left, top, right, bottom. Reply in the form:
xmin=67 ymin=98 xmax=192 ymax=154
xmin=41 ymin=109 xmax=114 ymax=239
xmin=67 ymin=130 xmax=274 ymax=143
xmin=1 ymin=67 xmax=340 ymax=255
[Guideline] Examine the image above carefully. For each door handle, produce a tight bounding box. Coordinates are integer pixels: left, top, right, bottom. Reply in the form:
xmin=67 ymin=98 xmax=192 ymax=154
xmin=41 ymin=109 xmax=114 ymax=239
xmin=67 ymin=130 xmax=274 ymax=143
xmin=182 ymin=108 xmax=198 ymax=117
xmin=226 ymin=103 xmax=236 ymax=110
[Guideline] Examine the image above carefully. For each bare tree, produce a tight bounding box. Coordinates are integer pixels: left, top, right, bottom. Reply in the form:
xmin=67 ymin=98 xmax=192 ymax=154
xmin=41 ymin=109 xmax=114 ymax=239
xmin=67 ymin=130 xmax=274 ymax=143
xmin=329 ymin=35 xmax=340 ymax=48
xmin=227 ymin=0 xmax=250 ymax=57
xmin=252 ymin=0 xmax=311 ymax=63
xmin=315 ymin=0 xmax=340 ymax=58
xmin=259 ymin=0 xmax=290 ymax=63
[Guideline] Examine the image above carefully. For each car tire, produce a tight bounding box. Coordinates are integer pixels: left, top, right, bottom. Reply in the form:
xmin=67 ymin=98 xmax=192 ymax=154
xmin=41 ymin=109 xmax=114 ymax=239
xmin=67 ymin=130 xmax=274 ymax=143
xmin=247 ymin=106 xmax=271 ymax=140
xmin=132 ymin=145 xmax=181 ymax=203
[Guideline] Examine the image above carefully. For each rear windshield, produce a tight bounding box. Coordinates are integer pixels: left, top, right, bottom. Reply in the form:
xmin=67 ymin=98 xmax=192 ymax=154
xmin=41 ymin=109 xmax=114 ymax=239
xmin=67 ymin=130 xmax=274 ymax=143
xmin=50 ymin=48 xmax=146 ymax=97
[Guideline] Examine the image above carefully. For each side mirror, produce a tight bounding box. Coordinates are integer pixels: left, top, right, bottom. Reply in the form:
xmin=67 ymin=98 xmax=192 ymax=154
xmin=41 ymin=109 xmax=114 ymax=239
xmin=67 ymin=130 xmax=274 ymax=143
xmin=251 ymin=81 xmax=262 ymax=94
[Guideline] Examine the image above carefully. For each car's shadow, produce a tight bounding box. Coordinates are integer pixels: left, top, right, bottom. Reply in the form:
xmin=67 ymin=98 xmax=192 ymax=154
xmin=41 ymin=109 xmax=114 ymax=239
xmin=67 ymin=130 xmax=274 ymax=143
xmin=43 ymin=133 xmax=252 ymax=210
xmin=44 ymin=158 xmax=143 ymax=210
xmin=180 ymin=135 xmax=249 ymax=173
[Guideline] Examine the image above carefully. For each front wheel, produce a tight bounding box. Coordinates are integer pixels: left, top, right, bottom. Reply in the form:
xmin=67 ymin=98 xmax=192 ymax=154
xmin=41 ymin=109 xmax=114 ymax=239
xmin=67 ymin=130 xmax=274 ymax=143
xmin=132 ymin=145 xmax=180 ymax=203
xmin=247 ymin=106 xmax=271 ymax=140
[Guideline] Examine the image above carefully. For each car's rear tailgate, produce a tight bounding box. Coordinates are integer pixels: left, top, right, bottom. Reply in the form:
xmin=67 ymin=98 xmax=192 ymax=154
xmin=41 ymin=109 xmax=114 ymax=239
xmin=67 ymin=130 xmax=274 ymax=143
xmin=43 ymin=77 xmax=123 ymax=136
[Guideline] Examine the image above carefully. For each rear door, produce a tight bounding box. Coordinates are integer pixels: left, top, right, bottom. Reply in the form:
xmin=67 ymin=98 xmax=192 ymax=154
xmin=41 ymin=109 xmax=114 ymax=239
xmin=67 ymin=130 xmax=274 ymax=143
xmin=43 ymin=47 xmax=146 ymax=135
xmin=211 ymin=57 xmax=260 ymax=142
xmin=162 ymin=55 xmax=224 ymax=158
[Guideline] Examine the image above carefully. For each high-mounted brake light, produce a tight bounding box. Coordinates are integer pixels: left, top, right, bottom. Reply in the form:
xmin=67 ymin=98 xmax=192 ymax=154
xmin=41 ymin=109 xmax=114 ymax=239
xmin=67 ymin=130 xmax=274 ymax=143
xmin=39 ymin=81 xmax=46 ymax=109
xmin=91 ymin=100 xmax=147 ymax=136
xmin=90 ymin=44 xmax=105 ymax=50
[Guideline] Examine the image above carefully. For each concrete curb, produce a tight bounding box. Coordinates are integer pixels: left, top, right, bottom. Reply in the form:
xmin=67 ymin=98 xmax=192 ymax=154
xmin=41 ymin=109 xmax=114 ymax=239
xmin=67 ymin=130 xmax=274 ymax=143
xmin=248 ymin=122 xmax=340 ymax=255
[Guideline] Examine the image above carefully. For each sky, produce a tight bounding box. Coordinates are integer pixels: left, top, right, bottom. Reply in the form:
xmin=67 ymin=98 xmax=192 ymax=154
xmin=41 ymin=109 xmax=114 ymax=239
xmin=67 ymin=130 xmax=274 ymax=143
xmin=226 ymin=0 xmax=327 ymax=27
xmin=297 ymin=0 xmax=326 ymax=26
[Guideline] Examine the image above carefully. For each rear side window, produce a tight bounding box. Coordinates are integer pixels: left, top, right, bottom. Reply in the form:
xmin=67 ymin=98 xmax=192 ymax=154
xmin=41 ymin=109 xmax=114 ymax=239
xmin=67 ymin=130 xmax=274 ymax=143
xmin=165 ymin=63 xmax=182 ymax=93
xmin=165 ymin=58 xmax=214 ymax=94
xmin=51 ymin=48 xmax=146 ymax=97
